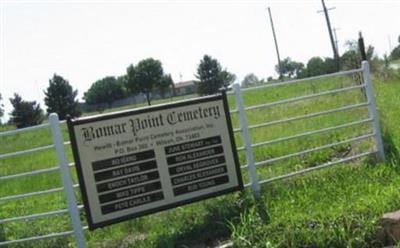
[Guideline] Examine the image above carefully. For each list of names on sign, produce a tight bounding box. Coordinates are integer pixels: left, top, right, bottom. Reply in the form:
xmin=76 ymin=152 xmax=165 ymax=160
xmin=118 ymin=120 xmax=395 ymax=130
xmin=68 ymin=93 xmax=243 ymax=230
xmin=91 ymin=150 xmax=165 ymax=214
xmin=165 ymin=136 xmax=229 ymax=196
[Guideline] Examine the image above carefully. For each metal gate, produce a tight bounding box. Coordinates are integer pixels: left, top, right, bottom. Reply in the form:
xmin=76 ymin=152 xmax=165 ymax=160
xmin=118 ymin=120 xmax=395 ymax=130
xmin=230 ymin=61 xmax=384 ymax=198
xmin=0 ymin=61 xmax=384 ymax=247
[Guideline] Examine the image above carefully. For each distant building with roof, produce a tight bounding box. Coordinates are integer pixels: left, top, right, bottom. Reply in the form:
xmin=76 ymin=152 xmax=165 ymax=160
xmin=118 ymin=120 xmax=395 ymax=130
xmin=174 ymin=80 xmax=197 ymax=96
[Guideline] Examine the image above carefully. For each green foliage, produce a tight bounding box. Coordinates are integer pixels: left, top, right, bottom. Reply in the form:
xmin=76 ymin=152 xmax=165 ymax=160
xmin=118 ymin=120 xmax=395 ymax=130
xmin=389 ymin=36 xmax=400 ymax=60
xmin=276 ymin=57 xmax=305 ymax=78
xmin=323 ymin=57 xmax=339 ymax=74
xmin=1 ymin=76 xmax=400 ymax=247
xmin=157 ymin=74 xmax=174 ymax=98
xmin=306 ymin=56 xmax=326 ymax=76
xmin=0 ymin=93 xmax=4 ymax=122
xmin=231 ymin=163 xmax=400 ymax=247
xmin=340 ymin=40 xmax=378 ymax=72
xmin=84 ymin=76 xmax=125 ymax=108
xmin=275 ymin=56 xmax=339 ymax=79
xmin=126 ymin=64 xmax=138 ymax=94
xmin=241 ymin=73 xmax=260 ymax=87
xmin=195 ymin=55 xmax=234 ymax=95
xmin=389 ymin=46 xmax=400 ymax=61
xmin=126 ymin=58 xmax=164 ymax=105
xmin=44 ymin=74 xmax=81 ymax=120
xmin=304 ymin=56 xmax=338 ymax=77
xmin=9 ymin=93 xmax=44 ymax=128
xmin=220 ymin=69 xmax=236 ymax=89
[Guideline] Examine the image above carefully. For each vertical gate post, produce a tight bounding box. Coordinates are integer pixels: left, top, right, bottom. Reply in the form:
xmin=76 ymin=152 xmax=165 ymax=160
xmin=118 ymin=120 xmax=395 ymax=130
xmin=232 ymin=83 xmax=261 ymax=198
xmin=362 ymin=61 xmax=385 ymax=161
xmin=49 ymin=113 xmax=87 ymax=248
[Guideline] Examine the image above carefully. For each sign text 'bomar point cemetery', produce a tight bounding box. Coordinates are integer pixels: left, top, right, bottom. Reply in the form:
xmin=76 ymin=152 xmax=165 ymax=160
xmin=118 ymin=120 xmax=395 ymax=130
xmin=68 ymin=93 xmax=243 ymax=229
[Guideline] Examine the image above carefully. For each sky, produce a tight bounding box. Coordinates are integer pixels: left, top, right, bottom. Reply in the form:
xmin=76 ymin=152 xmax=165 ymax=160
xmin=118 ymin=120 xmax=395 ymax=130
xmin=1 ymin=0 xmax=399 ymax=122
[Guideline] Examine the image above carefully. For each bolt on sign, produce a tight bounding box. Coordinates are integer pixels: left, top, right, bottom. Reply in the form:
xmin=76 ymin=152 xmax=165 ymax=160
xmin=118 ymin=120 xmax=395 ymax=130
xmin=67 ymin=93 xmax=243 ymax=229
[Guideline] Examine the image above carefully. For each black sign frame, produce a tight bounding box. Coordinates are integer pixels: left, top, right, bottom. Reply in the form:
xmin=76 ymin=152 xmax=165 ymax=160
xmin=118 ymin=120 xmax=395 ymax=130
xmin=67 ymin=92 xmax=243 ymax=230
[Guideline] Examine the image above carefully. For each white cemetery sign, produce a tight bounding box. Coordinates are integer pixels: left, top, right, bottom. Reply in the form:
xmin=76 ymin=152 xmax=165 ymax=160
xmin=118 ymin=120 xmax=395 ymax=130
xmin=67 ymin=93 xmax=243 ymax=229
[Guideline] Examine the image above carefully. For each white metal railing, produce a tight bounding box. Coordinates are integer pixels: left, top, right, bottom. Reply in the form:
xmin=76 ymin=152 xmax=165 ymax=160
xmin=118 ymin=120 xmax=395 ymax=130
xmin=252 ymin=150 xmax=377 ymax=187
xmin=0 ymin=61 xmax=384 ymax=247
xmin=49 ymin=114 xmax=87 ymax=247
xmin=232 ymin=61 xmax=384 ymax=198
xmin=0 ymin=166 xmax=60 ymax=181
xmin=243 ymin=84 xmax=365 ymax=112
xmin=0 ymin=123 xmax=50 ymax=137
xmin=228 ymin=67 xmax=363 ymax=95
xmin=0 ymin=205 xmax=84 ymax=225
xmin=0 ymin=117 xmax=86 ymax=247
xmin=0 ymin=187 xmax=64 ymax=202
xmin=248 ymin=118 xmax=372 ymax=150
xmin=254 ymin=132 xmax=375 ymax=168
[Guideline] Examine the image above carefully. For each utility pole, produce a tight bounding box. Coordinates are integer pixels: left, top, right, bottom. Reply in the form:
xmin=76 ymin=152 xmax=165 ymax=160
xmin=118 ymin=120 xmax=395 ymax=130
xmin=333 ymin=27 xmax=340 ymax=56
xmin=318 ymin=0 xmax=339 ymax=69
xmin=358 ymin=32 xmax=367 ymax=61
xmin=267 ymin=7 xmax=283 ymax=79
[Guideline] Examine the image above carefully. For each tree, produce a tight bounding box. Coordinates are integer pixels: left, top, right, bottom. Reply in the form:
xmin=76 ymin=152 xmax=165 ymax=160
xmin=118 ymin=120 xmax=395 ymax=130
xmin=126 ymin=58 xmax=163 ymax=105
xmin=157 ymin=74 xmax=174 ymax=98
xmin=275 ymin=57 xmax=305 ymax=78
xmin=195 ymin=55 xmax=234 ymax=95
xmin=126 ymin=64 xmax=138 ymax=94
xmin=389 ymin=35 xmax=400 ymax=60
xmin=305 ymin=57 xmax=326 ymax=77
xmin=241 ymin=73 xmax=259 ymax=87
xmin=340 ymin=40 xmax=377 ymax=71
xmin=220 ymin=70 xmax=236 ymax=89
xmin=9 ymin=93 xmax=44 ymax=128
xmin=0 ymin=93 xmax=4 ymax=123
xmin=44 ymin=74 xmax=81 ymax=120
xmin=323 ymin=57 xmax=338 ymax=74
xmin=84 ymin=76 xmax=125 ymax=109
xmin=116 ymin=75 xmax=128 ymax=94
xmin=390 ymin=46 xmax=400 ymax=61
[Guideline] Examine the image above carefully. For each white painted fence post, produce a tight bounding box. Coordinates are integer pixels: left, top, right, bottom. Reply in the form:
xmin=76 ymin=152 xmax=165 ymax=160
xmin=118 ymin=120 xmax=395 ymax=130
xmin=362 ymin=61 xmax=385 ymax=161
xmin=49 ymin=113 xmax=87 ymax=248
xmin=232 ymin=83 xmax=261 ymax=198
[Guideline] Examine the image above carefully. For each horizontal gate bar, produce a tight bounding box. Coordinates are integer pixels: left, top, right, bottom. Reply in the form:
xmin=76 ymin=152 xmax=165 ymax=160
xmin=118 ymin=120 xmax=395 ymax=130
xmin=257 ymin=150 xmax=376 ymax=186
xmin=0 ymin=141 xmax=71 ymax=160
xmin=0 ymin=123 xmax=50 ymax=137
xmin=0 ymin=187 xmax=64 ymax=202
xmin=0 ymin=144 xmax=54 ymax=160
xmin=244 ymin=84 xmax=365 ymax=111
xmin=0 ymin=230 xmax=74 ymax=246
xmin=236 ymin=118 xmax=373 ymax=151
xmin=248 ymin=101 xmax=369 ymax=130
xmin=238 ymin=68 xmax=363 ymax=93
xmin=254 ymin=132 xmax=375 ymax=167
xmin=243 ymin=150 xmax=374 ymax=188
xmin=0 ymin=162 xmax=76 ymax=181
xmin=0 ymin=205 xmax=84 ymax=224
xmin=0 ymin=121 xmax=67 ymax=138
xmin=240 ymin=132 xmax=374 ymax=169
xmin=233 ymin=100 xmax=368 ymax=134
xmin=230 ymin=109 xmax=239 ymax=114
xmin=0 ymin=209 xmax=68 ymax=224
xmin=0 ymin=166 xmax=60 ymax=181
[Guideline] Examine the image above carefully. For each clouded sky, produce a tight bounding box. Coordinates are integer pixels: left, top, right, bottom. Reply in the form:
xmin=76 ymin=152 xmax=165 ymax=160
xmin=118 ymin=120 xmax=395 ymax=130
xmin=1 ymin=0 xmax=399 ymax=122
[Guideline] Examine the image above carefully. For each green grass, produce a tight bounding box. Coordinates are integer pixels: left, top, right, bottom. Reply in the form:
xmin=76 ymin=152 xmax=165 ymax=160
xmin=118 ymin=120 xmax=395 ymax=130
xmin=1 ymin=74 xmax=400 ymax=247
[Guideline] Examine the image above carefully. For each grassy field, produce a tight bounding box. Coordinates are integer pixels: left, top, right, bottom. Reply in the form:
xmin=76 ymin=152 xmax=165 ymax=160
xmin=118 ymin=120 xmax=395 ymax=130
xmin=1 ymin=72 xmax=400 ymax=247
